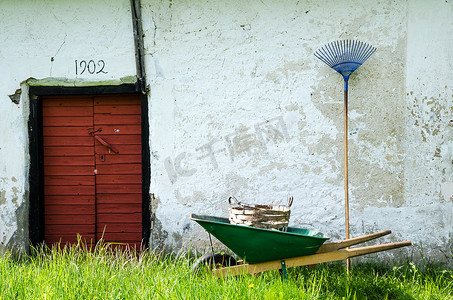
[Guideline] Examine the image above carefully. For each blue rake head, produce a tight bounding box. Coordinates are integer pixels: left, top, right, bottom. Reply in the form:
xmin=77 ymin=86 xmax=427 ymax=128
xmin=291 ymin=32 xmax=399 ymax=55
xmin=314 ymin=40 xmax=376 ymax=81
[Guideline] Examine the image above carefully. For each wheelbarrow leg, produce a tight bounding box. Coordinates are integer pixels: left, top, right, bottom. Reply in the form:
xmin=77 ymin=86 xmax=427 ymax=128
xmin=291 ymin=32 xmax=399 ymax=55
xmin=280 ymin=260 xmax=288 ymax=281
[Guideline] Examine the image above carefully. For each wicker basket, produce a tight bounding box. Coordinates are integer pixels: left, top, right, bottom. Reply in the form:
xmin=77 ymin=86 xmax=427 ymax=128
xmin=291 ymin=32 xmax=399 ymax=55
xmin=228 ymin=196 xmax=293 ymax=230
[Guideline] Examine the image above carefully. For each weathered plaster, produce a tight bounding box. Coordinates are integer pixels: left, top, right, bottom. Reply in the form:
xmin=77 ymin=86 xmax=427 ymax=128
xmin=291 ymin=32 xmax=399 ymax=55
xmin=0 ymin=83 xmax=30 ymax=253
xmin=143 ymin=0 xmax=452 ymax=263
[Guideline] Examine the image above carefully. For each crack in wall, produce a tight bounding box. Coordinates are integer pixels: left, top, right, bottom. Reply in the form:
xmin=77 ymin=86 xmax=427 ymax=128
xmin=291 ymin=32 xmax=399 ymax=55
xmin=51 ymin=33 xmax=67 ymax=61
xmin=49 ymin=11 xmax=70 ymax=76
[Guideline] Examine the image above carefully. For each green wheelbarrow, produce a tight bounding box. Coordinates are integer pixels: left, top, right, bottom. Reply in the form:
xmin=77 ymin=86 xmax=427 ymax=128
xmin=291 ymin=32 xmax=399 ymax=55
xmin=190 ymin=214 xmax=411 ymax=277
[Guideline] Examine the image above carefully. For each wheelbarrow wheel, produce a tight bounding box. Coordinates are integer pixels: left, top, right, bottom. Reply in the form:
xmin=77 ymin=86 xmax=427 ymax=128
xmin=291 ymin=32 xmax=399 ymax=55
xmin=192 ymin=252 xmax=237 ymax=274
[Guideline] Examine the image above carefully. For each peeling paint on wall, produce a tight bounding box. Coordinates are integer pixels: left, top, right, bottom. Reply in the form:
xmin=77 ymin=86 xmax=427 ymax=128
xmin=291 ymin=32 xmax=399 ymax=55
xmin=8 ymin=90 xmax=22 ymax=104
xmin=0 ymin=177 xmax=26 ymax=252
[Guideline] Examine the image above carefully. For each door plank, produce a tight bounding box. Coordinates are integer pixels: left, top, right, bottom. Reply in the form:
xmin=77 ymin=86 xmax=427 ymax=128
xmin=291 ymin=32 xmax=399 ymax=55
xmin=44 ymin=156 xmax=94 ymax=166
xmin=95 ymin=155 xmax=141 ymax=164
xmin=44 ymin=185 xmax=95 ymax=196
xmin=45 ymin=175 xmax=95 ymax=186
xmin=94 ymin=96 xmax=140 ymax=106
xmin=97 ymin=213 xmax=141 ymax=223
xmin=96 ymin=174 xmax=141 ymax=184
xmin=44 ymin=166 xmax=95 ymax=176
xmin=95 ymin=164 xmax=142 ymax=175
xmin=96 ymin=193 xmax=141 ymax=204
xmin=92 ymin=125 xmax=141 ymax=135
xmin=100 ymin=232 xmax=142 ymax=241
xmin=43 ymin=137 xmax=94 ymax=147
xmin=45 ymin=204 xmax=95 ymax=215
xmin=45 ymin=214 xmax=95 ymax=225
xmin=43 ymin=106 xmax=94 ymax=117
xmin=44 ymin=235 xmax=96 ymax=245
xmin=97 ymin=203 xmax=142 ymax=214
xmin=42 ymin=96 xmax=93 ymax=107
xmin=43 ymin=117 xmax=93 ymax=127
xmin=94 ymin=134 xmax=141 ymax=145
xmin=96 ymin=223 xmax=141 ymax=233
xmin=94 ymin=115 xmax=141 ymax=125
xmin=44 ymin=147 xmax=94 ymax=156
xmin=94 ymin=105 xmax=141 ymax=115
xmin=96 ymin=184 xmax=141 ymax=194
xmin=43 ymin=126 xmax=93 ymax=137
xmin=45 ymin=224 xmax=94 ymax=234
xmin=45 ymin=195 xmax=95 ymax=205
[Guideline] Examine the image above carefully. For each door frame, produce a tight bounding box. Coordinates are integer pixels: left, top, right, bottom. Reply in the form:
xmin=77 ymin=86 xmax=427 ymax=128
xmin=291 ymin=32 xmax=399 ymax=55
xmin=28 ymin=82 xmax=151 ymax=248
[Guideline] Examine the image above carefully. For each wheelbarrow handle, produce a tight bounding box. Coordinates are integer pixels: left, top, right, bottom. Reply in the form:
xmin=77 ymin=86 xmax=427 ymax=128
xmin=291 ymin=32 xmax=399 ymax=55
xmin=317 ymin=230 xmax=392 ymax=253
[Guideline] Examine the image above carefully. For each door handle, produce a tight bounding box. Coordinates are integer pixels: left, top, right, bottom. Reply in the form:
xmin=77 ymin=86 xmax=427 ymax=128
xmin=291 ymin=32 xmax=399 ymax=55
xmin=94 ymin=135 xmax=119 ymax=154
xmin=88 ymin=128 xmax=102 ymax=134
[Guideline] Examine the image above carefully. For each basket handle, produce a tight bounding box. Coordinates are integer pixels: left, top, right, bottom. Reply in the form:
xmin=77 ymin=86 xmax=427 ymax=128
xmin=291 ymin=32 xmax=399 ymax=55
xmin=229 ymin=195 xmax=293 ymax=207
xmin=287 ymin=196 xmax=293 ymax=207
xmin=228 ymin=195 xmax=241 ymax=206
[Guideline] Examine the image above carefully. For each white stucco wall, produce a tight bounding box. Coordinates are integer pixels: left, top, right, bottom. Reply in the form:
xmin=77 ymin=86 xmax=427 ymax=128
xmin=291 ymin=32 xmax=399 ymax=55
xmin=0 ymin=0 xmax=451 ymax=263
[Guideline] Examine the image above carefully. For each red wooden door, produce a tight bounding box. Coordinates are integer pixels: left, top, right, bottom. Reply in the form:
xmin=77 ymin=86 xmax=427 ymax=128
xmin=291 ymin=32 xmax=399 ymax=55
xmin=93 ymin=95 xmax=142 ymax=248
xmin=43 ymin=94 xmax=142 ymax=249
xmin=43 ymin=95 xmax=95 ymax=245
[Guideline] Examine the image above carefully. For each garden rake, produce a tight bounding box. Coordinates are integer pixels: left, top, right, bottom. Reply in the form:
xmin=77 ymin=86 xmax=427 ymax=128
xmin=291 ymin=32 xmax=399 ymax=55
xmin=314 ymin=40 xmax=376 ymax=270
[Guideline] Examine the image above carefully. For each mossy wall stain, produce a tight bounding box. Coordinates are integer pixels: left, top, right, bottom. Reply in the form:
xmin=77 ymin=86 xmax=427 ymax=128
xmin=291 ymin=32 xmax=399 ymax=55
xmin=26 ymin=76 xmax=137 ymax=87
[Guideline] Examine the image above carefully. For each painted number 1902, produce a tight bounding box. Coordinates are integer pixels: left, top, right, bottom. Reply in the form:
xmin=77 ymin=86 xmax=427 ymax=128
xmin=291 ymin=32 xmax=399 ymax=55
xmin=75 ymin=60 xmax=108 ymax=75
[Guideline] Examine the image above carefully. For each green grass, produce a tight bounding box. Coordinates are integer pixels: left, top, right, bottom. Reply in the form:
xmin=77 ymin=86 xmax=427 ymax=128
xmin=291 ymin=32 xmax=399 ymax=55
xmin=0 ymin=242 xmax=451 ymax=299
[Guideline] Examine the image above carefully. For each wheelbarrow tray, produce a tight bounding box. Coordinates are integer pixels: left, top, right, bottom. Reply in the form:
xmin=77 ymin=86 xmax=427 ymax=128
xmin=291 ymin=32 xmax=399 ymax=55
xmin=190 ymin=213 xmax=329 ymax=264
